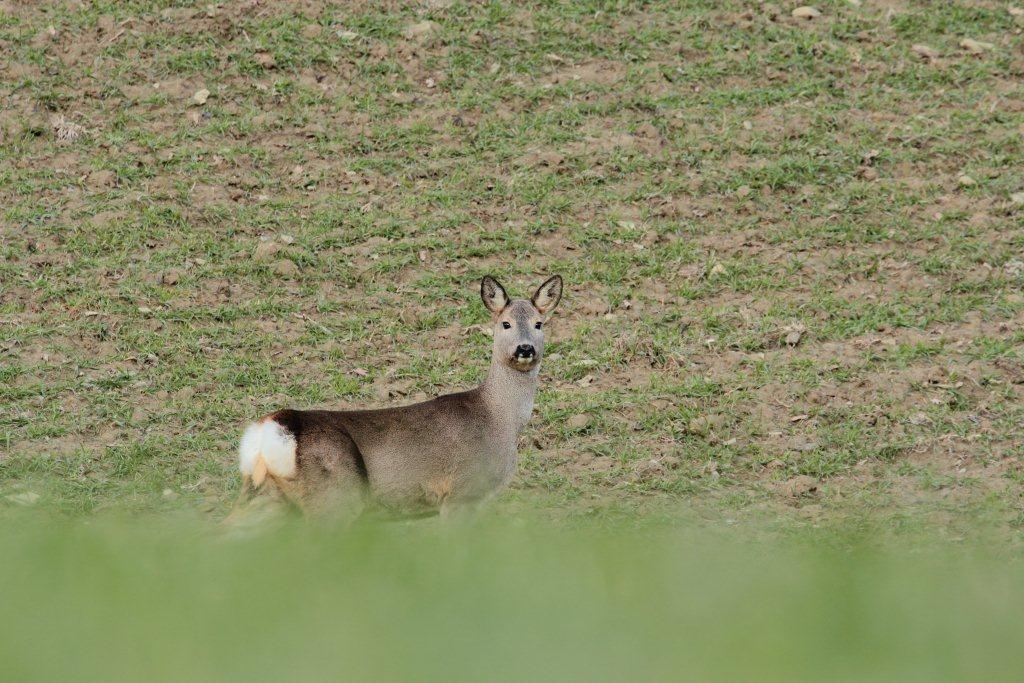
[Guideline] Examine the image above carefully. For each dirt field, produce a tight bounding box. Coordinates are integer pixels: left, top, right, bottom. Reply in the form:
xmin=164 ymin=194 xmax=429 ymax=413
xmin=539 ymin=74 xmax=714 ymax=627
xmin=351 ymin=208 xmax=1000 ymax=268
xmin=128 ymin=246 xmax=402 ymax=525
xmin=2 ymin=0 xmax=1023 ymax=532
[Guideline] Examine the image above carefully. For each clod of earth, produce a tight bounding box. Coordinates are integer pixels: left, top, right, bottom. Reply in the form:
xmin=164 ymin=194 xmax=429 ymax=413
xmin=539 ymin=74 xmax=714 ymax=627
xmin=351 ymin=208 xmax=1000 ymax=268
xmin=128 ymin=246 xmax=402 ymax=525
xmin=707 ymin=262 xmax=727 ymax=279
xmin=403 ymin=20 xmax=439 ymax=41
xmin=1003 ymin=260 xmax=1024 ymax=278
xmin=254 ymin=241 xmax=281 ymax=261
xmin=858 ymin=166 xmax=879 ymax=181
xmin=704 ymin=461 xmax=720 ymax=480
xmin=688 ymin=415 xmax=725 ymax=436
xmin=791 ymin=6 xmax=821 ymax=19
xmin=634 ymin=459 xmax=666 ymax=480
xmin=909 ymin=412 xmax=932 ymax=426
xmin=160 ymin=269 xmax=183 ymax=285
xmin=31 ymin=25 xmax=58 ymax=47
xmin=566 ymin=414 xmax=592 ymax=431
xmin=87 ymin=169 xmax=117 ymax=188
xmin=272 ymin=259 xmax=300 ymax=278
xmin=960 ymin=38 xmax=994 ymax=55
xmin=781 ymin=475 xmax=818 ymax=498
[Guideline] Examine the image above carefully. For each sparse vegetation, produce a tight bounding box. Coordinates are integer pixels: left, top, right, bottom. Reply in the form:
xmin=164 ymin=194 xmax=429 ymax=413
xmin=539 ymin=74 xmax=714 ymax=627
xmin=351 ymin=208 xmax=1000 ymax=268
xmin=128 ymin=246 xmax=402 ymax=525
xmin=2 ymin=1 xmax=1024 ymax=535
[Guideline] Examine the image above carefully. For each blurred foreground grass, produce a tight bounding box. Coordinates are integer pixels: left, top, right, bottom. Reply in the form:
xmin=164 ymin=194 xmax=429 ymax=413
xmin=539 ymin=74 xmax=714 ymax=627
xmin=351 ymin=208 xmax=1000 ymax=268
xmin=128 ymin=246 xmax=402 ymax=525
xmin=1 ymin=513 xmax=1022 ymax=682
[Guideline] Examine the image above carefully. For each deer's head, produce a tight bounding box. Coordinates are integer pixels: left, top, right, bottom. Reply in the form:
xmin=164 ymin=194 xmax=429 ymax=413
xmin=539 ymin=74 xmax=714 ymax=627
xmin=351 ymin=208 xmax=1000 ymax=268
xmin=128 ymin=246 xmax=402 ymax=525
xmin=480 ymin=275 xmax=563 ymax=373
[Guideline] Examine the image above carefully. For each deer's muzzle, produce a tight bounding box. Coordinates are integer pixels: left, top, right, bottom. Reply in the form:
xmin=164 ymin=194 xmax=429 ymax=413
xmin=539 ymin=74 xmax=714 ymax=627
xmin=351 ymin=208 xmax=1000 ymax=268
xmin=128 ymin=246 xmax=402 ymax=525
xmin=514 ymin=344 xmax=536 ymax=360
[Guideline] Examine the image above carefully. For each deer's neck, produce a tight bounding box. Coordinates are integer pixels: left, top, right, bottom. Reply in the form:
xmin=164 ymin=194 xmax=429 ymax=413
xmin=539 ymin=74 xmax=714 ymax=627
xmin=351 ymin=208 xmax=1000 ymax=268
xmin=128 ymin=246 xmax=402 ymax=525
xmin=481 ymin=360 xmax=538 ymax=433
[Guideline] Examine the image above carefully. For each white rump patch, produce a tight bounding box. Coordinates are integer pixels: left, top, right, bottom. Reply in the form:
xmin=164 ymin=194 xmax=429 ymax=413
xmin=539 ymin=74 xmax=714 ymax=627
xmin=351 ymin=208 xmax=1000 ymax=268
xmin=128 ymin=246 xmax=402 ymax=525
xmin=238 ymin=419 xmax=297 ymax=481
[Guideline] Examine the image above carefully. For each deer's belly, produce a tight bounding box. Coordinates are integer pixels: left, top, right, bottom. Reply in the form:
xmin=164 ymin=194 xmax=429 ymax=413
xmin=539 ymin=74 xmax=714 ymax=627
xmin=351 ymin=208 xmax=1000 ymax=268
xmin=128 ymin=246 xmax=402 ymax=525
xmin=363 ymin=439 xmax=517 ymax=509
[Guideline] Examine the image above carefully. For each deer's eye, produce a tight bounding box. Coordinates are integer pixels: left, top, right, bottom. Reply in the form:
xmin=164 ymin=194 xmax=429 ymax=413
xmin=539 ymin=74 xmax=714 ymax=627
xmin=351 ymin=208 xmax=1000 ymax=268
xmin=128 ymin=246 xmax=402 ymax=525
xmin=502 ymin=321 xmax=511 ymax=329
xmin=535 ymin=322 xmax=543 ymax=330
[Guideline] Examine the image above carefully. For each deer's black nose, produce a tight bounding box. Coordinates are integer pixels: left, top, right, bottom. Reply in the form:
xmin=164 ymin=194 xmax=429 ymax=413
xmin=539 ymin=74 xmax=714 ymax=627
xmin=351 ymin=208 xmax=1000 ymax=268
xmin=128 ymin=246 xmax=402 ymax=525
xmin=514 ymin=344 xmax=536 ymax=358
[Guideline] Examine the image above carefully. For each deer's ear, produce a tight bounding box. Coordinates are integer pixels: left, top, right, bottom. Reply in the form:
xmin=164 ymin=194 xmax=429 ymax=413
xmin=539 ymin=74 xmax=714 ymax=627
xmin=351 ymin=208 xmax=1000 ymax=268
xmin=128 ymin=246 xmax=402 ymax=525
xmin=480 ymin=276 xmax=509 ymax=314
xmin=531 ymin=275 xmax=563 ymax=315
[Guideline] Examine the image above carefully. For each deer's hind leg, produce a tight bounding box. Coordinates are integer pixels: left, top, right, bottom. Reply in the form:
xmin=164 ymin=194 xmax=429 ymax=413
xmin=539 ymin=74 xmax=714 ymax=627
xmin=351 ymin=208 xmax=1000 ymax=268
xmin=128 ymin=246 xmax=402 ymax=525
xmin=234 ymin=475 xmax=255 ymax=506
xmin=267 ymin=473 xmax=309 ymax=513
xmin=223 ymin=474 xmax=297 ymax=529
xmin=295 ymin=428 xmax=369 ymax=522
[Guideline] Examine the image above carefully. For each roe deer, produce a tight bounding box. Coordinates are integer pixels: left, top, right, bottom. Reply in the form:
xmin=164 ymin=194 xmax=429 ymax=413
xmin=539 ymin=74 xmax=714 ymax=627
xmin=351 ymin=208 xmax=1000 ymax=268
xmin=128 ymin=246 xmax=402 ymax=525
xmin=236 ymin=274 xmax=563 ymax=517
